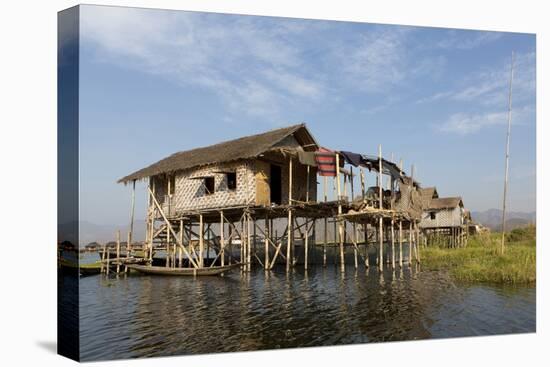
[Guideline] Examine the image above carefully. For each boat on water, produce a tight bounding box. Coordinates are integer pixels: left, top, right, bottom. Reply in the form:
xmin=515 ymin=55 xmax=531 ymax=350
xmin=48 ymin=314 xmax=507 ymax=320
xmin=127 ymin=263 xmax=242 ymax=276
xmin=79 ymin=261 xmax=103 ymax=276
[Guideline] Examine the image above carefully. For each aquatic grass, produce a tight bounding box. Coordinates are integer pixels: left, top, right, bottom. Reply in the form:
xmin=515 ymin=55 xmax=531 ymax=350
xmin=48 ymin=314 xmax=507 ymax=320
xmin=421 ymin=227 xmax=536 ymax=284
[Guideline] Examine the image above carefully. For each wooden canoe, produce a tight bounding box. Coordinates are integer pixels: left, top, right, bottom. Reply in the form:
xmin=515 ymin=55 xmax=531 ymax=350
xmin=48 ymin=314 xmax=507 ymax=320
xmin=127 ymin=263 xmax=242 ymax=276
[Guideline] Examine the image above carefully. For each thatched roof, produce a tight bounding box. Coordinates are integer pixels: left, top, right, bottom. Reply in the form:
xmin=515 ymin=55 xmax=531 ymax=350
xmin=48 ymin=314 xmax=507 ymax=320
xmin=427 ymin=197 xmax=463 ymax=210
xmin=119 ymin=123 xmax=318 ymax=183
xmin=419 ymin=187 xmax=438 ymax=209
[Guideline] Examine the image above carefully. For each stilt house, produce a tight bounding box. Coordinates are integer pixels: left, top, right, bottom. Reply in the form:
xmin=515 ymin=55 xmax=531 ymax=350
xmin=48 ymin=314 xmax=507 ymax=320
xmin=119 ymin=124 xmax=319 ymax=216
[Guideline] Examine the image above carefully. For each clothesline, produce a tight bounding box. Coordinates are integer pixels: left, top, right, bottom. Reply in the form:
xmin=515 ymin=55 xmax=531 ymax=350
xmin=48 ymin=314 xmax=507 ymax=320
xmin=297 ymin=147 xmax=406 ymax=180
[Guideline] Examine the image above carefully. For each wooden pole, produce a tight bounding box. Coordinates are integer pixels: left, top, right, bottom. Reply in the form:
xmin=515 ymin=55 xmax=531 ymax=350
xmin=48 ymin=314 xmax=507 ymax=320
xmin=199 ymin=214 xmax=204 ymax=268
xmin=166 ymin=221 xmax=171 ymax=268
xmin=264 ymin=215 xmax=269 ymax=270
xmin=100 ymin=243 xmax=106 ymax=273
xmin=399 ymin=220 xmax=403 ymax=267
xmin=336 ymin=153 xmax=345 ymax=272
xmin=179 ymin=219 xmax=183 ymax=268
xmin=306 ymin=165 xmax=310 ymax=203
xmin=350 ymin=166 xmax=358 ymax=269
xmin=129 ymin=180 xmax=136 ymax=248
xmin=391 ymin=218 xmax=395 ymax=270
xmin=220 ymin=212 xmax=225 ymax=267
xmin=500 ymin=51 xmax=515 ymax=255
xmin=286 ymin=157 xmax=293 ymax=272
xmin=323 ymin=176 xmax=328 ymax=267
xmin=228 ymin=223 xmax=233 ymax=266
xmin=126 ymin=231 xmax=131 ymax=273
xmin=106 ymin=242 xmax=110 ymax=275
xmin=304 ymin=219 xmax=309 ymax=270
xmin=150 ymin=179 xmax=156 ymax=262
xmin=378 ymin=144 xmax=383 ymax=272
xmin=364 ymin=223 xmax=369 ymax=268
xmin=409 ymin=222 xmax=413 ymax=265
xmin=116 ymin=230 xmax=121 ymax=274
xmin=248 ymin=214 xmax=252 ymax=272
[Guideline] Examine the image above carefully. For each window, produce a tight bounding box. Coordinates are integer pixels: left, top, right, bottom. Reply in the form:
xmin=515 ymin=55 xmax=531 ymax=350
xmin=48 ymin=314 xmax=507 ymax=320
xmin=204 ymin=177 xmax=215 ymax=195
xmin=226 ymin=172 xmax=237 ymax=191
xmin=430 ymin=212 xmax=436 ymax=220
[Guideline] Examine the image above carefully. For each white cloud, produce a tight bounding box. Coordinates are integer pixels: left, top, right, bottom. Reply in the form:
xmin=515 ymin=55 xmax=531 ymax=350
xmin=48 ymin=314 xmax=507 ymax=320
xmin=340 ymin=27 xmax=410 ymax=91
xmin=438 ymin=105 xmax=534 ymax=134
xmin=80 ymin=5 xmax=326 ymax=120
xmin=439 ymin=111 xmax=508 ymax=134
xmin=417 ymin=51 xmax=535 ymax=107
xmin=436 ymin=31 xmax=502 ymax=50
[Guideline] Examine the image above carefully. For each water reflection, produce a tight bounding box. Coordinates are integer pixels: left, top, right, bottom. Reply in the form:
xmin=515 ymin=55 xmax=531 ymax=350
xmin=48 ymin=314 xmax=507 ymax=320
xmin=79 ymin=265 xmax=535 ymax=361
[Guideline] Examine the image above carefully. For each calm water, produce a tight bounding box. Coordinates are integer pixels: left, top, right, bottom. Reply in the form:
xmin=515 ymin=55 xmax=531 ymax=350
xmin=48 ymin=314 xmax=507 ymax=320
xmin=76 ymin=262 xmax=536 ymax=361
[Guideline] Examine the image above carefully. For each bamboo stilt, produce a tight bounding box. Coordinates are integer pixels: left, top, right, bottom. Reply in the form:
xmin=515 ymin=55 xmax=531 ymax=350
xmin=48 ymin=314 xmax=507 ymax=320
xmin=126 ymin=231 xmax=131 ymax=273
xmin=304 ymin=219 xmax=309 ymax=270
xmin=416 ymin=222 xmax=421 ymax=264
xmin=220 ymin=212 xmax=225 ymax=267
xmin=364 ymin=223 xmax=369 ymax=268
xmin=409 ymin=222 xmax=413 ymax=265
xmin=391 ymin=219 xmax=395 ymax=270
xmin=286 ymin=157 xmax=293 ymax=272
xmin=179 ymin=219 xmax=183 ymax=268
xmin=199 ymin=214 xmax=204 ymax=268
xmin=323 ymin=176 xmax=328 ymax=267
xmin=336 ymin=153 xmax=345 ymax=272
xmin=378 ymin=144 xmax=383 ymax=272
xmin=100 ymin=243 xmax=106 ymax=273
xmin=116 ymin=230 xmax=121 ymax=274
xmin=247 ymin=214 xmax=252 ymax=272
xmin=264 ymin=215 xmax=269 ymax=270
xmin=399 ymin=220 xmax=403 ymax=267
xmin=129 ymin=179 xmax=136 ymax=248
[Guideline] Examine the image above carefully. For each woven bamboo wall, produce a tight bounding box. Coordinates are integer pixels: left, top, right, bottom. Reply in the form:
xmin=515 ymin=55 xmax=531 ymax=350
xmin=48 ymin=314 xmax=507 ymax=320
xmin=420 ymin=207 xmax=463 ymax=228
xmin=168 ymin=160 xmax=256 ymax=212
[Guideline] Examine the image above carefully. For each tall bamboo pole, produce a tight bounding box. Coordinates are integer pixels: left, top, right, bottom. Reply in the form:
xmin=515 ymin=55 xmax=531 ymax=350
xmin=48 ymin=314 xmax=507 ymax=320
xmin=378 ymin=144 xmax=383 ymax=272
xmin=500 ymin=51 xmax=515 ymax=255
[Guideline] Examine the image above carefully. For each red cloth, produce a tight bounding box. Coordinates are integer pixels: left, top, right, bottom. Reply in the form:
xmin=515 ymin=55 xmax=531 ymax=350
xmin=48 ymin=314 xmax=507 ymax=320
xmin=315 ymin=147 xmax=337 ymax=176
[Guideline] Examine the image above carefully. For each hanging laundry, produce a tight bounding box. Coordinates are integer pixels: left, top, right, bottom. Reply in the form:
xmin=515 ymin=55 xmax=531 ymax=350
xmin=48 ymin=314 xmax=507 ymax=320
xmin=340 ymin=151 xmax=364 ymax=167
xmin=315 ymin=147 xmax=338 ymax=176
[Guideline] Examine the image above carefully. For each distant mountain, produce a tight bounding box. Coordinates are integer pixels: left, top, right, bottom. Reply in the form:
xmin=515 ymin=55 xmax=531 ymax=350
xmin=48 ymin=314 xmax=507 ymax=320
xmin=59 ymin=220 xmax=146 ymax=247
xmin=470 ymin=209 xmax=536 ymax=231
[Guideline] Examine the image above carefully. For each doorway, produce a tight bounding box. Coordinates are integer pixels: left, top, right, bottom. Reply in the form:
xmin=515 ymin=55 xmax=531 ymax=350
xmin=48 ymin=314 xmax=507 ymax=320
xmin=270 ymin=164 xmax=282 ymax=205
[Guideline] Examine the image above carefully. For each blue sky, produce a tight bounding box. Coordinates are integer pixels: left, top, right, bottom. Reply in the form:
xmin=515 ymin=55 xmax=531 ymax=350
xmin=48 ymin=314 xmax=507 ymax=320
xmin=78 ymin=5 xmax=536 ymax=226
